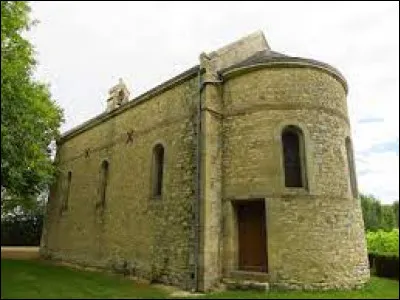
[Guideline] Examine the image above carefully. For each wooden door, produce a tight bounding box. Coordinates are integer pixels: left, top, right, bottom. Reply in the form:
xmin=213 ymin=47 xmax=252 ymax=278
xmin=237 ymin=200 xmax=267 ymax=272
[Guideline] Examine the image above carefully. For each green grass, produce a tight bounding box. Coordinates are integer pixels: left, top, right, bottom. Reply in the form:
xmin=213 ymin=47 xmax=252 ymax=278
xmin=199 ymin=276 xmax=399 ymax=299
xmin=1 ymin=259 xmax=168 ymax=299
xmin=1 ymin=259 xmax=399 ymax=299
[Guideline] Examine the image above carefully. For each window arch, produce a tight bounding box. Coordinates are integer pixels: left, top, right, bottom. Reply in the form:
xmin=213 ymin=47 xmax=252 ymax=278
xmin=345 ymin=137 xmax=358 ymax=198
xmin=62 ymin=171 xmax=72 ymax=213
xmin=100 ymin=160 xmax=109 ymax=207
xmin=152 ymin=144 xmax=164 ymax=198
xmin=281 ymin=125 xmax=307 ymax=188
xmin=65 ymin=171 xmax=72 ymax=209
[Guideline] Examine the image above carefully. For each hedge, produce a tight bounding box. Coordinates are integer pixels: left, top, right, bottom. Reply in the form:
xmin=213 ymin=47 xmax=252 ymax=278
xmin=368 ymin=253 xmax=399 ymax=280
xmin=366 ymin=229 xmax=399 ymax=257
xmin=1 ymin=214 xmax=43 ymax=246
xmin=366 ymin=229 xmax=399 ymax=280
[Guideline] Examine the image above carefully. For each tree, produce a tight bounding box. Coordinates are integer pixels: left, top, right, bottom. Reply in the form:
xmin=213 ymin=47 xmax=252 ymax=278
xmin=361 ymin=193 xmax=381 ymax=231
xmin=360 ymin=193 xmax=398 ymax=232
xmin=1 ymin=1 xmax=63 ymax=212
xmin=381 ymin=204 xmax=396 ymax=231
xmin=393 ymin=201 xmax=399 ymax=228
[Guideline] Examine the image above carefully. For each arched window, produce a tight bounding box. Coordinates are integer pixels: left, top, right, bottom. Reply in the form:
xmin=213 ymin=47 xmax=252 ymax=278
xmin=65 ymin=171 xmax=72 ymax=210
xmin=100 ymin=160 xmax=109 ymax=207
xmin=345 ymin=137 xmax=358 ymax=197
xmin=281 ymin=125 xmax=307 ymax=188
xmin=61 ymin=171 xmax=72 ymax=213
xmin=152 ymin=144 xmax=164 ymax=198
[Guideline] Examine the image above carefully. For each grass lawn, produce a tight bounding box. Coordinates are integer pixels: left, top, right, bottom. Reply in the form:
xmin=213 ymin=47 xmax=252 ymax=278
xmin=1 ymin=258 xmax=399 ymax=299
xmin=1 ymin=259 xmax=168 ymax=299
xmin=199 ymin=276 xmax=399 ymax=299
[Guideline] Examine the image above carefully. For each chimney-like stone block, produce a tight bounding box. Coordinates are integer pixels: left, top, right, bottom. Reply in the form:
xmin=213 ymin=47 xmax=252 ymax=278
xmin=206 ymin=30 xmax=270 ymax=72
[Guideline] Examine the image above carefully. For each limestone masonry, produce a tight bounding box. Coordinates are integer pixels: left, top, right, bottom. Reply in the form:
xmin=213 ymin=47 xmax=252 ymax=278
xmin=41 ymin=31 xmax=370 ymax=292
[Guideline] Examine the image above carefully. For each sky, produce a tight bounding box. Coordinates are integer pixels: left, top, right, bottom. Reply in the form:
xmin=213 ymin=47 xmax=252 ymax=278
xmin=28 ymin=1 xmax=399 ymax=204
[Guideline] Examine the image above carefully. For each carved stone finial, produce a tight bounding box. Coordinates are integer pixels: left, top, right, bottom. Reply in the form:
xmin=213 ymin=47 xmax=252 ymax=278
xmin=106 ymin=78 xmax=130 ymax=112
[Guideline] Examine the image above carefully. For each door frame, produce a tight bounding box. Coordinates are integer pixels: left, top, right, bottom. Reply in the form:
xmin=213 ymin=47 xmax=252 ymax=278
xmin=232 ymin=198 xmax=269 ymax=274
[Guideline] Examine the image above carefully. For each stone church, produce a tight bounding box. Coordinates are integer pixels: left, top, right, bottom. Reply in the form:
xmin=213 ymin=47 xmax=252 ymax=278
xmin=40 ymin=31 xmax=370 ymax=292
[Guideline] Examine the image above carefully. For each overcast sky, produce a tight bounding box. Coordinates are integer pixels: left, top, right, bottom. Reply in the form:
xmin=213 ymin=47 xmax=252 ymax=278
xmin=28 ymin=1 xmax=399 ymax=204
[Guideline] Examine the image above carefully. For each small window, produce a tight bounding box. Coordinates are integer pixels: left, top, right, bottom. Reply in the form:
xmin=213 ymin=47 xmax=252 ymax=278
xmin=152 ymin=144 xmax=164 ymax=198
xmin=65 ymin=171 xmax=72 ymax=209
xmin=345 ymin=137 xmax=358 ymax=197
xmin=100 ymin=160 xmax=109 ymax=207
xmin=61 ymin=171 xmax=72 ymax=213
xmin=282 ymin=125 xmax=307 ymax=188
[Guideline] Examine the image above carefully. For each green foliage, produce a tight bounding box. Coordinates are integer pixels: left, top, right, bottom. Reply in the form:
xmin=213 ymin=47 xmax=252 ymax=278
xmin=381 ymin=204 xmax=396 ymax=231
xmin=360 ymin=193 xmax=398 ymax=232
xmin=1 ymin=1 xmax=63 ymax=212
xmin=1 ymin=213 xmax=43 ymax=246
xmin=393 ymin=201 xmax=399 ymax=228
xmin=366 ymin=229 xmax=399 ymax=257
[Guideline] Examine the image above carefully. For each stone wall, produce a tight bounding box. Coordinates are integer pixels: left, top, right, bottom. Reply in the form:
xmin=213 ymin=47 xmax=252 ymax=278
xmin=41 ymin=75 xmax=199 ymax=290
xmin=41 ymin=34 xmax=370 ymax=292
xmin=198 ymin=74 xmax=224 ymax=291
xmin=221 ymin=67 xmax=369 ymax=289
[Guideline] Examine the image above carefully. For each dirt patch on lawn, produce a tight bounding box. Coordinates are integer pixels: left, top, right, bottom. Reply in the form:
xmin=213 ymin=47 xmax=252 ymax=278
xmin=1 ymin=247 xmax=40 ymax=260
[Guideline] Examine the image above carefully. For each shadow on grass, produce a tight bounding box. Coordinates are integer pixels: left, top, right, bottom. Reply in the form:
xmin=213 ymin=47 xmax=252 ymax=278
xmin=1 ymin=259 xmax=399 ymax=299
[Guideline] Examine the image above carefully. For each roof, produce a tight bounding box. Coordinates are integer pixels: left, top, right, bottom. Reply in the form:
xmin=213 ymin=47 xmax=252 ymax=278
xmin=59 ymin=31 xmax=347 ymax=143
xmin=59 ymin=65 xmax=200 ymax=143
xmin=219 ymin=49 xmax=348 ymax=92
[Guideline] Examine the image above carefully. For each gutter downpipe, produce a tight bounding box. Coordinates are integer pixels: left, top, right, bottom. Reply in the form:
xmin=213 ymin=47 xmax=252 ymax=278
xmin=194 ymin=66 xmax=203 ymax=292
xmin=194 ymin=64 xmax=223 ymax=292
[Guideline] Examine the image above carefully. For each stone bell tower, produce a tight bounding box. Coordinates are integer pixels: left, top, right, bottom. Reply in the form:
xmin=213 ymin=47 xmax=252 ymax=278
xmin=106 ymin=78 xmax=130 ymax=112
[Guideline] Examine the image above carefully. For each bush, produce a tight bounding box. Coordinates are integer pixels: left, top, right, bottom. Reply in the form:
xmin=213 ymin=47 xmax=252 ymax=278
xmin=366 ymin=229 xmax=399 ymax=257
xmin=1 ymin=213 xmax=43 ymax=246
xmin=366 ymin=229 xmax=399 ymax=280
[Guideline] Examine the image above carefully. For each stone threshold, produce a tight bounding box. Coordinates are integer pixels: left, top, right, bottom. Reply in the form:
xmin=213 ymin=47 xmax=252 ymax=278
xmin=229 ymin=270 xmax=270 ymax=282
xmin=222 ymin=270 xmax=270 ymax=291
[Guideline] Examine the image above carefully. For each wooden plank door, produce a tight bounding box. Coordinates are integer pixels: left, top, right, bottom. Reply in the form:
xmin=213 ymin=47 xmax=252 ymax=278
xmin=237 ymin=200 xmax=267 ymax=272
